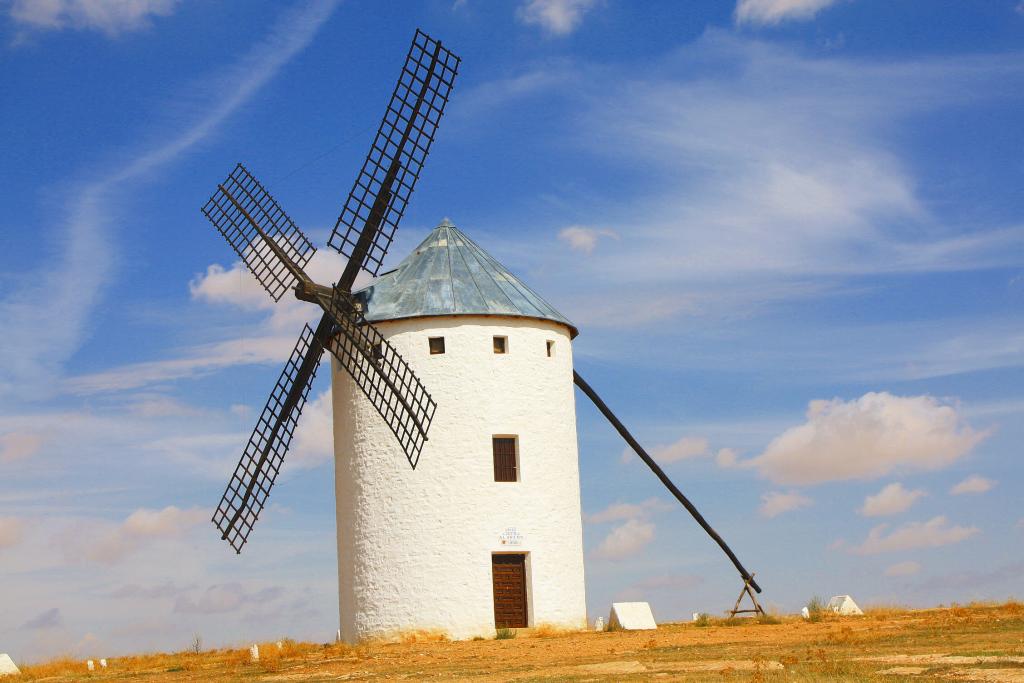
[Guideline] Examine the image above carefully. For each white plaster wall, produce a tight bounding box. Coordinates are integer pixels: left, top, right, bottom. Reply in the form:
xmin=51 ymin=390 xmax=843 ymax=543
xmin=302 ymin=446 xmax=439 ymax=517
xmin=332 ymin=315 xmax=587 ymax=642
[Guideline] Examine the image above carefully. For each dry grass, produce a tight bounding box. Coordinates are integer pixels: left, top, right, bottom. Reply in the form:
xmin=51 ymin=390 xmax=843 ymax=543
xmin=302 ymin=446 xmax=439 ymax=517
xmin=14 ymin=600 xmax=1024 ymax=682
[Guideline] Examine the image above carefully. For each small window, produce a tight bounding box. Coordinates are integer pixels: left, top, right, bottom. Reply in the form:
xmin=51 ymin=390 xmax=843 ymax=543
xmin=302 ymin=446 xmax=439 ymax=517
xmin=546 ymin=340 xmax=555 ymax=357
xmin=493 ymin=436 xmax=518 ymax=482
xmin=493 ymin=336 xmax=508 ymax=354
xmin=429 ymin=337 xmax=445 ymax=355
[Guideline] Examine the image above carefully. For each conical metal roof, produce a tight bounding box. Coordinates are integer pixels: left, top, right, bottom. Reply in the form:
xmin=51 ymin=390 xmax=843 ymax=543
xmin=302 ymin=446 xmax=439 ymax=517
xmin=354 ymin=219 xmax=578 ymax=338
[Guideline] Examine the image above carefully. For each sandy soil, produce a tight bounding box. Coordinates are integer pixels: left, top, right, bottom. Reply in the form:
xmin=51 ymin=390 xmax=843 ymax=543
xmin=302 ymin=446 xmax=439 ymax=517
xmin=16 ymin=602 xmax=1024 ymax=681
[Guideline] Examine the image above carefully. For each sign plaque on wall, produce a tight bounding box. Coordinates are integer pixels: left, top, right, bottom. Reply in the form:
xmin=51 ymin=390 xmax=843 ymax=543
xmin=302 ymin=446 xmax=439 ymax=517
xmin=499 ymin=527 xmax=523 ymax=546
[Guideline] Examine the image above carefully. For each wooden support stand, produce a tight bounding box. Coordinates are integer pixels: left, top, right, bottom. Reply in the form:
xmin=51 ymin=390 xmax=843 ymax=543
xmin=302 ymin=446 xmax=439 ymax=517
xmin=728 ymin=573 xmax=766 ymax=618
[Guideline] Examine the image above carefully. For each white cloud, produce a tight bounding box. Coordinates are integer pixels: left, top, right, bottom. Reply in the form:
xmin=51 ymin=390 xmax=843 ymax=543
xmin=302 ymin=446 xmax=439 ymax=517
xmin=884 ymin=560 xmax=921 ymax=577
xmin=622 ymin=435 xmax=709 ymax=464
xmin=188 ymin=248 xmax=348 ymax=318
xmin=860 ymin=482 xmax=926 ymax=517
xmin=715 ymin=447 xmax=739 ymax=468
xmin=851 ymin=516 xmax=979 ymax=555
xmin=8 ymin=0 xmax=178 ymax=36
xmin=749 ymin=392 xmax=986 ymax=485
xmin=505 ymin=33 xmax=1024 ymax=332
xmin=758 ymin=490 xmax=812 ymax=518
xmin=288 ymin=390 xmax=334 ymax=469
xmin=63 ymin=506 xmax=208 ymax=564
xmin=0 ymin=431 xmax=43 ymax=462
xmin=188 ymin=263 xmax=277 ymax=312
xmin=558 ymin=226 xmax=618 ymax=254
xmin=950 ymin=474 xmax=996 ymax=495
xmin=585 ymin=497 xmax=670 ymax=524
xmin=0 ymin=516 xmax=23 ymax=550
xmin=591 ymin=518 xmax=655 ymax=560
xmin=734 ymin=0 xmax=839 ymax=26
xmin=0 ymin=0 xmax=338 ymax=403
xmin=516 ymin=0 xmax=597 ymax=35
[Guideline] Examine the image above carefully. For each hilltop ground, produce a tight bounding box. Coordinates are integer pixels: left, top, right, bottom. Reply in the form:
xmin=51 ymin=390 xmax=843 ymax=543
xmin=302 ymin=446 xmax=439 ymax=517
xmin=15 ymin=602 xmax=1024 ymax=682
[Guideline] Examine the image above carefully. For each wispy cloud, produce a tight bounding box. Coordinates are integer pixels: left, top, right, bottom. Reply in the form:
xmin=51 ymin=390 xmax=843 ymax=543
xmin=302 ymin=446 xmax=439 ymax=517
xmin=174 ymin=583 xmax=285 ymax=615
xmin=0 ymin=0 xmax=339 ymax=403
xmin=591 ymin=518 xmax=655 ymax=560
xmin=585 ymin=497 xmax=671 ymax=524
xmin=860 ymin=483 xmax=926 ymax=517
xmin=851 ymin=516 xmax=979 ymax=555
xmin=884 ymin=560 xmax=921 ymax=577
xmin=482 ymin=32 xmax=1024 ymax=329
xmin=621 ymin=435 xmax=709 ymax=464
xmin=558 ymin=225 xmax=618 ymax=254
xmin=0 ymin=516 xmax=23 ymax=550
xmin=734 ymin=0 xmax=840 ymax=26
xmin=58 ymin=506 xmax=208 ymax=564
xmin=516 ymin=0 xmax=597 ymax=35
xmin=950 ymin=475 xmax=996 ymax=496
xmin=759 ymin=490 xmax=812 ymax=517
xmin=7 ymin=0 xmax=178 ymax=37
xmin=585 ymin=498 xmax=664 ymax=560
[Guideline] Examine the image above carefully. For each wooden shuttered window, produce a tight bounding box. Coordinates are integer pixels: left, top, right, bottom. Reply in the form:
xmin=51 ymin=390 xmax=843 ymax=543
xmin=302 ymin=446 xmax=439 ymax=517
xmin=492 ymin=437 xmax=517 ymax=482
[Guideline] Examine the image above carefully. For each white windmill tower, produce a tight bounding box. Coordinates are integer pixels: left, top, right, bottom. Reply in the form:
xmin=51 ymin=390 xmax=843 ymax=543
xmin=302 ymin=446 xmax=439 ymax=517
xmin=200 ymin=28 xmax=763 ymax=645
xmin=334 ymin=220 xmax=587 ymax=639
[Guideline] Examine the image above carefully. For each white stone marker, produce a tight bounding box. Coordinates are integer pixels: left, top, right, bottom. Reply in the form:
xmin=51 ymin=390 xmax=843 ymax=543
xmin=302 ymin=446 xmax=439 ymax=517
xmin=100 ymin=659 xmax=107 ymax=668
xmin=593 ymin=616 xmax=604 ymax=631
xmin=276 ymin=641 xmax=283 ymax=651
xmin=608 ymin=602 xmax=657 ymax=631
xmin=692 ymin=612 xmax=700 ymax=621
xmin=826 ymin=595 xmax=864 ymax=616
xmin=249 ymin=644 xmax=259 ymax=662
xmin=87 ymin=660 xmax=94 ymax=671
xmin=0 ymin=654 xmax=20 ymax=676
xmin=801 ymin=606 xmax=810 ymax=619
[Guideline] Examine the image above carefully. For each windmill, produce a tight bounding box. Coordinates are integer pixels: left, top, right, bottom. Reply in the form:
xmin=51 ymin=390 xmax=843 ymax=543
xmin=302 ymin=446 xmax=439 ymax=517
xmin=201 ymin=29 xmax=459 ymax=554
xmin=199 ymin=29 xmax=761 ymax=637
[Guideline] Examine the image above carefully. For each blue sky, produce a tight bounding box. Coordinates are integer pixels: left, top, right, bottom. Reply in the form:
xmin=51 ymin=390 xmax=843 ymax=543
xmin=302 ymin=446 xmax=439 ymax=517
xmin=1 ymin=0 xmax=1023 ymax=663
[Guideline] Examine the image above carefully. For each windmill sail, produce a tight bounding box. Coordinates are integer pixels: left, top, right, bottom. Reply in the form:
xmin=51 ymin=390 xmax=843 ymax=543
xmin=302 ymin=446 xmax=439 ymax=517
xmin=318 ymin=289 xmax=437 ymax=469
xmin=330 ymin=29 xmax=460 ymax=289
xmin=201 ymin=164 xmax=317 ymax=301
xmin=212 ymin=323 xmax=324 ymax=553
xmin=201 ymin=165 xmax=440 ymax=551
xmin=201 ymin=29 xmax=459 ymax=553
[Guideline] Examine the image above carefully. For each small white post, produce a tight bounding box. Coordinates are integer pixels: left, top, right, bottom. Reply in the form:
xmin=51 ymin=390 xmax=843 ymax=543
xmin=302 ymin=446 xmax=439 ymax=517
xmin=801 ymin=606 xmax=810 ymax=619
xmin=336 ymin=629 xmax=341 ymax=643
xmin=275 ymin=641 xmax=283 ymax=651
xmin=249 ymin=644 xmax=259 ymax=662
xmin=593 ymin=616 xmax=604 ymax=631
xmin=86 ymin=660 xmax=94 ymax=671
xmin=99 ymin=659 xmax=107 ymax=668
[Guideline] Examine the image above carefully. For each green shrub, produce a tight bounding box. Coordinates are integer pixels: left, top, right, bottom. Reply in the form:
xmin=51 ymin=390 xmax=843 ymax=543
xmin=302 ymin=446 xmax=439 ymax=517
xmin=694 ymin=613 xmax=712 ymax=627
xmin=806 ymin=596 xmax=825 ymax=623
xmin=495 ymin=627 xmax=517 ymax=640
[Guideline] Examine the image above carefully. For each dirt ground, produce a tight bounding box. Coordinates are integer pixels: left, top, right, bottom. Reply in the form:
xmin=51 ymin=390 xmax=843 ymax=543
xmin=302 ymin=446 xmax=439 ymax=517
xmin=17 ymin=602 xmax=1024 ymax=682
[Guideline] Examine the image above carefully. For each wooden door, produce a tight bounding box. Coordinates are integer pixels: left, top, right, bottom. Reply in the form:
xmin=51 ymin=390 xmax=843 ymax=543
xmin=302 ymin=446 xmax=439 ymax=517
xmin=492 ymin=554 xmax=528 ymax=628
